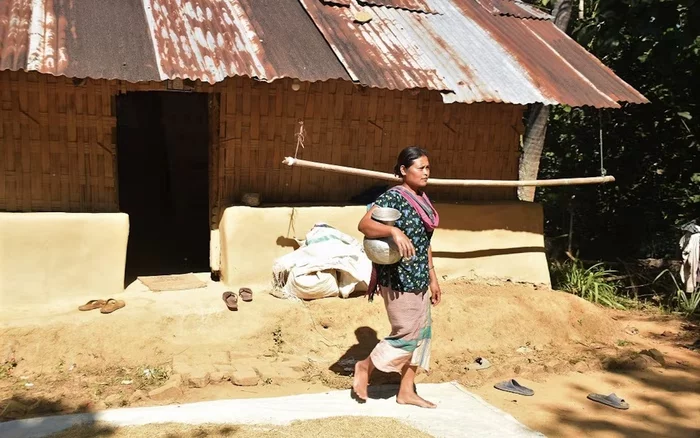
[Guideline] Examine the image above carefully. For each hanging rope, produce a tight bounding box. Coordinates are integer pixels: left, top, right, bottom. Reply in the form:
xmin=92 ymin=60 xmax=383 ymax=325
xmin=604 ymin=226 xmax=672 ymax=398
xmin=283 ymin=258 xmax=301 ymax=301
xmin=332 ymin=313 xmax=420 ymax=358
xmin=294 ymin=121 xmax=305 ymax=159
xmin=599 ymin=110 xmax=607 ymax=176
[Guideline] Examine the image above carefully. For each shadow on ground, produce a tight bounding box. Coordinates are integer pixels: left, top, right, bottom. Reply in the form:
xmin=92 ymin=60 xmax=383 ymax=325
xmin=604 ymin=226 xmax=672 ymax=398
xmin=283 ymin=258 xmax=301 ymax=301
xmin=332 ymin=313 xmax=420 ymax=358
xmin=538 ymin=338 xmax=700 ymax=437
xmin=0 ymin=394 xmax=110 ymax=437
xmin=329 ymin=327 xmax=380 ymax=377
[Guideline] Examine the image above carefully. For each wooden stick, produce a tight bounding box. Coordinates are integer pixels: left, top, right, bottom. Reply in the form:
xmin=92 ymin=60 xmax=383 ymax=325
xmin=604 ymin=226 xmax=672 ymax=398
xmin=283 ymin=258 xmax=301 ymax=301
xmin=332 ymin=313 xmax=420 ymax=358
xmin=282 ymin=157 xmax=615 ymax=187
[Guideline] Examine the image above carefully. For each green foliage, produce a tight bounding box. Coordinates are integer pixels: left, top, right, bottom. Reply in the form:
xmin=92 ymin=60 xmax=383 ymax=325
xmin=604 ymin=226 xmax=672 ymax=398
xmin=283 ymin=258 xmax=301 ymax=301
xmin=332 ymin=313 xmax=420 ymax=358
xmin=533 ymin=0 xmax=700 ymax=259
xmin=654 ymin=269 xmax=700 ymax=315
xmin=551 ymin=259 xmax=627 ymax=308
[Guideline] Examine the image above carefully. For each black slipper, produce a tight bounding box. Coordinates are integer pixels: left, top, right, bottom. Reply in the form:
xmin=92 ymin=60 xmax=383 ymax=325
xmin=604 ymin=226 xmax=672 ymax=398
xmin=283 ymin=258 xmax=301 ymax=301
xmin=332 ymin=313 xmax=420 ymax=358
xmin=494 ymin=379 xmax=534 ymax=396
xmin=587 ymin=393 xmax=629 ymax=410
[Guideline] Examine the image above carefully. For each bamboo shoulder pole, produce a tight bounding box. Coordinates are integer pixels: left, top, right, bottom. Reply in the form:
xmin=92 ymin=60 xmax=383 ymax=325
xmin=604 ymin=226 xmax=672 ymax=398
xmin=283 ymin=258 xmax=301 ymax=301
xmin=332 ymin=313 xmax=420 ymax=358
xmin=282 ymin=157 xmax=615 ymax=187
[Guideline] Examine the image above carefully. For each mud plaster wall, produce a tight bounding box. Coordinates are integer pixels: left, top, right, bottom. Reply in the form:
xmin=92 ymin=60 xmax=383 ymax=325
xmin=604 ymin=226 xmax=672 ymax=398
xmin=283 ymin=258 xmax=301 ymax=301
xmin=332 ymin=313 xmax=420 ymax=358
xmin=219 ymin=203 xmax=550 ymax=290
xmin=0 ymin=212 xmax=128 ymax=308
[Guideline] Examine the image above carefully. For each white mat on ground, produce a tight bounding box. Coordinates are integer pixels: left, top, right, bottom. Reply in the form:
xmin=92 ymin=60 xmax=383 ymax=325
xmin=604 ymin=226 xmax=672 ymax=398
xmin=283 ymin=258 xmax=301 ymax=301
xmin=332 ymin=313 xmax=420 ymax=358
xmin=0 ymin=382 xmax=544 ymax=438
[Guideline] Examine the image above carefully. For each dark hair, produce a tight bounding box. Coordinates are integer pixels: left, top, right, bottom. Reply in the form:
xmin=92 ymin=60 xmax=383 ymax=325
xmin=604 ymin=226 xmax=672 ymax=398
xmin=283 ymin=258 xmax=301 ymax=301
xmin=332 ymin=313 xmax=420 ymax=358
xmin=393 ymin=146 xmax=428 ymax=177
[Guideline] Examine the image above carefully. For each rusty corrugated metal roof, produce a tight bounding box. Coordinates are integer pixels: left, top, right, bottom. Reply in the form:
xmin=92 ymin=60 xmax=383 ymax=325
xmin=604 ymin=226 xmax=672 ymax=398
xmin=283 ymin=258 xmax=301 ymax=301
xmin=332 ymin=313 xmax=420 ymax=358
xmin=474 ymin=0 xmax=553 ymax=20
xmin=0 ymin=0 xmax=647 ymax=108
xmin=0 ymin=0 xmax=349 ymax=83
xmin=298 ymin=0 xmax=449 ymax=91
xmin=360 ymin=0 xmax=440 ymax=14
xmin=449 ymin=0 xmax=647 ymax=106
xmin=299 ymin=0 xmax=647 ymax=107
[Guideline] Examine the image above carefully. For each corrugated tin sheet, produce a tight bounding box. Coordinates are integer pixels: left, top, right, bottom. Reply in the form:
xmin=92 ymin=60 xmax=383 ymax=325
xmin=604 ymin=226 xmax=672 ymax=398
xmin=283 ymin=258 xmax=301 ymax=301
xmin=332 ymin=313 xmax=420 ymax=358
xmin=300 ymin=0 xmax=647 ymax=107
xmin=448 ymin=0 xmax=647 ymax=106
xmin=475 ymin=0 xmax=553 ymax=20
xmin=0 ymin=0 xmax=348 ymax=83
xmin=0 ymin=0 xmax=161 ymax=82
xmin=299 ymin=0 xmax=449 ymax=91
xmin=360 ymin=1 xmax=440 ymax=14
xmin=0 ymin=0 xmax=647 ymax=108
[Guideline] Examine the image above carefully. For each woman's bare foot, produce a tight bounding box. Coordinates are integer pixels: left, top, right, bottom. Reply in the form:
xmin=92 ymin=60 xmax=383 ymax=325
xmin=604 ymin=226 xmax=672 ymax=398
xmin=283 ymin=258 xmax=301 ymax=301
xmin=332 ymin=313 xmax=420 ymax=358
xmin=352 ymin=360 xmax=369 ymax=401
xmin=397 ymin=392 xmax=437 ymax=409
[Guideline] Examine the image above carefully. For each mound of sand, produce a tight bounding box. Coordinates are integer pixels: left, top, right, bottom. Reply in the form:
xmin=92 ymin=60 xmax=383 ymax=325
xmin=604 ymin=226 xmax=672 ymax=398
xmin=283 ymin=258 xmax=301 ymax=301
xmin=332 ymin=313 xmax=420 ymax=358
xmin=1 ymin=281 xmax=625 ymax=419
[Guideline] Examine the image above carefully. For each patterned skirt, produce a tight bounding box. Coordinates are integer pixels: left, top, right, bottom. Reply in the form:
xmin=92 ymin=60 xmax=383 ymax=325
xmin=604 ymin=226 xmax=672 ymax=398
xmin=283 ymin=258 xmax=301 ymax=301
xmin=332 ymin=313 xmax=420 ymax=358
xmin=369 ymin=286 xmax=432 ymax=373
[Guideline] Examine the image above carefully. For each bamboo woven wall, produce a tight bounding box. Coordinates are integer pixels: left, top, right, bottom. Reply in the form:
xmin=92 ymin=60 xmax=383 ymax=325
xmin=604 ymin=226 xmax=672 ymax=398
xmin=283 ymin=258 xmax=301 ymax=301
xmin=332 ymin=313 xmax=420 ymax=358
xmin=216 ymin=77 xmax=524 ymax=206
xmin=0 ymin=71 xmax=118 ymax=212
xmin=0 ymin=71 xmax=523 ymax=214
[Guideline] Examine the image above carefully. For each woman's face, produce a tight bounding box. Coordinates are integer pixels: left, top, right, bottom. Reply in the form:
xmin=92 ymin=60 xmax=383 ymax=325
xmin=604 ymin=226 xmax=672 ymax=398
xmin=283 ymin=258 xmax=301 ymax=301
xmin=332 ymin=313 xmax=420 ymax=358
xmin=401 ymin=155 xmax=430 ymax=189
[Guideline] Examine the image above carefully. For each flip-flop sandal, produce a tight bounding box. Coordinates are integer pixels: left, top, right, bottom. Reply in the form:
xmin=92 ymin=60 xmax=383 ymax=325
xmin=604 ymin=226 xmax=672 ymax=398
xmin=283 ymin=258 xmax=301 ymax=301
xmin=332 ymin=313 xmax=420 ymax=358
xmin=239 ymin=287 xmax=253 ymax=302
xmin=467 ymin=357 xmax=492 ymax=371
xmin=494 ymin=379 xmax=534 ymax=396
xmin=100 ymin=299 xmax=125 ymax=314
xmin=78 ymin=299 xmax=107 ymax=311
xmin=587 ymin=393 xmax=629 ymax=410
xmin=222 ymin=291 xmax=238 ymax=311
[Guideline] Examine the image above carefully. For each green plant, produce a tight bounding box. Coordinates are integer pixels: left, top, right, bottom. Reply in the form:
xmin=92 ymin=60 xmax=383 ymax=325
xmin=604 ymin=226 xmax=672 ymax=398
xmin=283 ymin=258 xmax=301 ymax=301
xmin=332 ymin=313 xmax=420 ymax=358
xmin=134 ymin=365 xmax=169 ymax=388
xmin=551 ymin=260 xmax=626 ymax=309
xmin=654 ymin=269 xmax=700 ymax=316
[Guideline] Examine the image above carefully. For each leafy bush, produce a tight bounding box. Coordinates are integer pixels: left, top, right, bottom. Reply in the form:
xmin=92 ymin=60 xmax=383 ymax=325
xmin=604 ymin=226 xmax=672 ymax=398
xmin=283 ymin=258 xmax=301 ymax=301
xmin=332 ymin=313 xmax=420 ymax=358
xmin=551 ymin=260 xmax=626 ymax=309
xmin=654 ymin=269 xmax=700 ymax=316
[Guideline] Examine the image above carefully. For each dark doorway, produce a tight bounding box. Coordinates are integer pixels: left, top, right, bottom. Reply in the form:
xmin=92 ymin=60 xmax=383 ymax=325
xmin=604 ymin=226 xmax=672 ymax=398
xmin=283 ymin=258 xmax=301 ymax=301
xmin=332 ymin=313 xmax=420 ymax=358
xmin=116 ymin=92 xmax=210 ymax=283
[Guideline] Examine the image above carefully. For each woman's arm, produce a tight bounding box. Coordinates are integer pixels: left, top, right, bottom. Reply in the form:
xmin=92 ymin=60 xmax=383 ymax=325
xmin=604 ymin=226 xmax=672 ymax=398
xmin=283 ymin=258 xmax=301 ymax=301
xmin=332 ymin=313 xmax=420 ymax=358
xmin=428 ymin=246 xmax=441 ymax=305
xmin=358 ymin=205 xmax=416 ymax=258
xmin=358 ymin=205 xmax=394 ymax=238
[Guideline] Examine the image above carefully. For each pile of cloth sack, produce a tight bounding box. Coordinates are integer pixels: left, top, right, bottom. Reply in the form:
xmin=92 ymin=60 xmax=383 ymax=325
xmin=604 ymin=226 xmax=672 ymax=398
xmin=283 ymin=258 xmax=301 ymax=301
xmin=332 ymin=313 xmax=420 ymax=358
xmin=272 ymin=223 xmax=372 ymax=300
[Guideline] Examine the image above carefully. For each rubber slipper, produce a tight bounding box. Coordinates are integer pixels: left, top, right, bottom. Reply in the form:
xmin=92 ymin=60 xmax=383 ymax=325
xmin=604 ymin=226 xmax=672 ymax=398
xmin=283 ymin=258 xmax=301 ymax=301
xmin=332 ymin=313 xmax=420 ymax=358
xmin=100 ymin=299 xmax=125 ymax=314
xmin=78 ymin=299 xmax=106 ymax=311
xmin=222 ymin=291 xmax=238 ymax=311
xmin=587 ymin=393 xmax=629 ymax=410
xmin=239 ymin=287 xmax=253 ymax=302
xmin=494 ymin=379 xmax=534 ymax=396
xmin=467 ymin=357 xmax=492 ymax=371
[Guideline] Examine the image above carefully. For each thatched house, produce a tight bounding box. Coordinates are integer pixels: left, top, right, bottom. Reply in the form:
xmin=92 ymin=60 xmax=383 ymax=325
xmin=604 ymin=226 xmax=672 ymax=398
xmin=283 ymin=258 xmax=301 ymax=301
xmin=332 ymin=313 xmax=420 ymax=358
xmin=0 ymin=0 xmax=646 ymax=306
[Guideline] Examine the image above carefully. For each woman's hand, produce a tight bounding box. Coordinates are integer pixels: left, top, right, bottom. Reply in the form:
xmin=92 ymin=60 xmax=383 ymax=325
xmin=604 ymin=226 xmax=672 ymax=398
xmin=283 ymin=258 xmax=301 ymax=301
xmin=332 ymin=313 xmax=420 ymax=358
xmin=391 ymin=227 xmax=415 ymax=259
xmin=430 ymin=279 xmax=441 ymax=305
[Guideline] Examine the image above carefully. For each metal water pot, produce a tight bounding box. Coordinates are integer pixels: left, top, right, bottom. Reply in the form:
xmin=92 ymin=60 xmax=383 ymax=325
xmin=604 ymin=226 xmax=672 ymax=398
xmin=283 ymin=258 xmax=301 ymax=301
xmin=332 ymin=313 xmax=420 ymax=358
xmin=363 ymin=207 xmax=402 ymax=265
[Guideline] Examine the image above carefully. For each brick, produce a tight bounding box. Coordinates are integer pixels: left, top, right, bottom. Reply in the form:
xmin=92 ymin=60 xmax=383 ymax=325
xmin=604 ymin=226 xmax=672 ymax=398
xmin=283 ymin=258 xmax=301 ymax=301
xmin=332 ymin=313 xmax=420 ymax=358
xmin=104 ymin=394 xmax=121 ymax=406
xmin=214 ymin=364 xmax=236 ymax=378
xmin=172 ymin=356 xmax=195 ymax=377
xmin=210 ymin=372 xmax=226 ymax=383
xmin=129 ymin=390 xmax=148 ymax=403
xmin=276 ymin=367 xmax=305 ymax=380
xmin=210 ymin=351 xmax=231 ymax=365
xmin=231 ymin=367 xmax=259 ymax=386
xmin=253 ymin=364 xmax=280 ymax=381
xmin=187 ymin=371 xmax=210 ymax=388
xmin=148 ymin=381 xmax=183 ymax=401
xmin=279 ymin=358 xmax=308 ymax=372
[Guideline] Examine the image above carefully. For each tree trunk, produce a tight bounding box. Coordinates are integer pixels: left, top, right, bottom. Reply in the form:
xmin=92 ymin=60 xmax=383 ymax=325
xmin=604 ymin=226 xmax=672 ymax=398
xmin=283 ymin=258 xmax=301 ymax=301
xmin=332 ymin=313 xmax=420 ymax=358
xmin=517 ymin=0 xmax=574 ymax=202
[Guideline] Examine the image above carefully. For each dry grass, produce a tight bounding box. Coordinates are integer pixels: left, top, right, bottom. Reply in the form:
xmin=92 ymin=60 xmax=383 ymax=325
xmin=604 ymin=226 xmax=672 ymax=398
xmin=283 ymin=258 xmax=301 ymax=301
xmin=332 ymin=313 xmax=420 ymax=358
xmin=50 ymin=417 xmax=432 ymax=438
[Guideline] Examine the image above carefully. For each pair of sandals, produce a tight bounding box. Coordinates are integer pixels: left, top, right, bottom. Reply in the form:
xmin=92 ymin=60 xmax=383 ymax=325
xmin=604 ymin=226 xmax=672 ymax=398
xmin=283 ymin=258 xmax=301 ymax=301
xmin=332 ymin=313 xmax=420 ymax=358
xmin=222 ymin=288 xmax=253 ymax=311
xmin=78 ymin=299 xmax=125 ymax=314
xmin=494 ymin=378 xmax=629 ymax=410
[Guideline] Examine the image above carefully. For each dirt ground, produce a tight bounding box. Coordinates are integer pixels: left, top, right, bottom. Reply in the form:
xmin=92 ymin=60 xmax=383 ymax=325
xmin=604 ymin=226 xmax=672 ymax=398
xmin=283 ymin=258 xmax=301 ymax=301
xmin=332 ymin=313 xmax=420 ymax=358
xmin=1 ymin=278 xmax=699 ymax=437
xmin=50 ymin=417 xmax=432 ymax=438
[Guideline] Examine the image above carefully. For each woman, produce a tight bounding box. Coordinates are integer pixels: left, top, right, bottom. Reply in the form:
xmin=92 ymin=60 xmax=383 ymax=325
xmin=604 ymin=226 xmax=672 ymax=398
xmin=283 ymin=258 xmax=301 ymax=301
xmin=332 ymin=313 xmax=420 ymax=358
xmin=353 ymin=146 xmax=441 ymax=409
